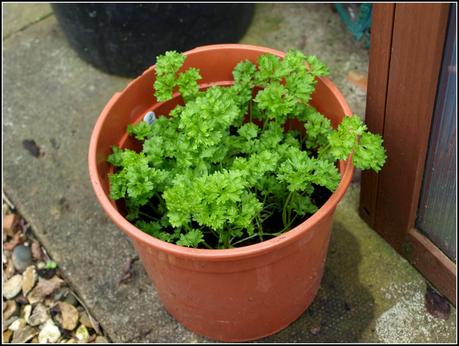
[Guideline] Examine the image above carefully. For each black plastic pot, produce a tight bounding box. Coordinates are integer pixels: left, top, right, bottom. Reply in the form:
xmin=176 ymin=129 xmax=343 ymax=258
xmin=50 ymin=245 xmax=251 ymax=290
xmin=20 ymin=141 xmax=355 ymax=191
xmin=52 ymin=3 xmax=255 ymax=77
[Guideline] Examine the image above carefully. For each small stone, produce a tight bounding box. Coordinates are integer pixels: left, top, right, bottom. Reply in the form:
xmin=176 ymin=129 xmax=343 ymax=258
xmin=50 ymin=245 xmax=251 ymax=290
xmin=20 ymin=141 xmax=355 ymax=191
xmin=78 ymin=311 xmax=93 ymax=329
xmin=3 ymin=213 xmax=18 ymax=234
xmin=21 ymin=304 xmax=32 ymax=322
xmin=12 ymin=245 xmax=33 ymax=272
xmin=37 ymin=267 xmax=57 ymax=279
xmin=27 ymin=276 xmax=64 ymax=304
xmin=79 ymin=310 xmax=101 ymax=334
xmin=3 ymin=329 xmax=13 ymax=343
xmin=31 ymin=241 xmax=44 ymax=261
xmin=38 ymin=320 xmax=61 ymax=343
xmin=11 ymin=325 xmax=38 ymax=343
xmin=143 ymin=111 xmax=156 ymax=124
xmin=95 ymin=336 xmax=109 ymax=343
xmin=15 ymin=293 xmax=29 ymax=305
xmin=8 ymin=318 xmax=26 ymax=332
xmin=4 ymin=259 xmax=16 ymax=280
xmin=44 ymin=298 xmax=55 ymax=307
xmin=63 ymin=292 xmax=78 ymax=306
xmin=59 ymin=328 xmax=73 ymax=340
xmin=3 ymin=316 xmax=19 ymax=331
xmin=28 ymin=304 xmax=49 ymax=326
xmin=3 ymin=300 xmax=18 ymax=320
xmin=22 ymin=266 xmax=38 ymax=296
xmin=3 ymin=274 xmax=23 ymax=299
xmin=53 ymin=287 xmax=69 ymax=301
xmin=74 ymin=325 xmax=89 ymax=343
xmin=54 ymin=302 xmax=79 ymax=331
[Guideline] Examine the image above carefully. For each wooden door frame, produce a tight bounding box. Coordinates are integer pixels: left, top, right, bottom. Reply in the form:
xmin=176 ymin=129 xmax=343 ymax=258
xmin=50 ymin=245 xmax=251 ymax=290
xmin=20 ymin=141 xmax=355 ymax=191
xmin=359 ymin=3 xmax=456 ymax=305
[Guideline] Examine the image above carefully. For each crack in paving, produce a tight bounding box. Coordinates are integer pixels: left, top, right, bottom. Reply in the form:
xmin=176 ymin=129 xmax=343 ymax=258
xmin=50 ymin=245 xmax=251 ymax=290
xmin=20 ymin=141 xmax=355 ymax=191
xmin=3 ymin=12 xmax=54 ymax=41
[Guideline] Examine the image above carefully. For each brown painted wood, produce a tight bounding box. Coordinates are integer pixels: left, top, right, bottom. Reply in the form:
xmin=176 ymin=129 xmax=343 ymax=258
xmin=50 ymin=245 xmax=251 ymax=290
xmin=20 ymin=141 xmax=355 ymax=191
xmin=372 ymin=3 xmax=449 ymax=249
xmin=359 ymin=3 xmax=395 ymax=227
xmin=406 ymin=228 xmax=456 ymax=305
xmin=359 ymin=3 xmax=455 ymax=303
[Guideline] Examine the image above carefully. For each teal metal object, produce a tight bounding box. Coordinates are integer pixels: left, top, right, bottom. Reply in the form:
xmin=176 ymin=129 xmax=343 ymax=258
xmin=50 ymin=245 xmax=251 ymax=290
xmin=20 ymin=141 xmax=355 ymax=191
xmin=334 ymin=3 xmax=372 ymax=47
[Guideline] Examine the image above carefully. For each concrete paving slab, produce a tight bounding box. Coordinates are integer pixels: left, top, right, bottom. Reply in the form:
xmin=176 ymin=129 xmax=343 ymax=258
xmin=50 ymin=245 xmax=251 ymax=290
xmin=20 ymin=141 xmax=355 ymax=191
xmin=3 ymin=3 xmax=456 ymax=343
xmin=3 ymin=14 xmax=199 ymax=344
xmin=2 ymin=3 xmax=53 ymax=39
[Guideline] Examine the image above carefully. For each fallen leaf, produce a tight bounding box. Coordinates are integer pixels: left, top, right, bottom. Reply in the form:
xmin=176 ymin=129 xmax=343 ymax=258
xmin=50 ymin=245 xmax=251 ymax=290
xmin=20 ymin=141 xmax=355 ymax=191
xmin=346 ymin=70 xmax=368 ymax=92
xmin=22 ymin=139 xmax=43 ymax=158
xmin=119 ymin=256 xmax=139 ymax=285
xmin=37 ymin=267 xmax=57 ymax=279
xmin=425 ymin=285 xmax=451 ymax=320
xmin=4 ymin=232 xmax=25 ymax=251
xmin=27 ymin=277 xmax=64 ymax=305
xmin=31 ymin=241 xmax=44 ymax=261
xmin=310 ymin=325 xmax=321 ymax=335
xmin=17 ymin=217 xmax=30 ymax=234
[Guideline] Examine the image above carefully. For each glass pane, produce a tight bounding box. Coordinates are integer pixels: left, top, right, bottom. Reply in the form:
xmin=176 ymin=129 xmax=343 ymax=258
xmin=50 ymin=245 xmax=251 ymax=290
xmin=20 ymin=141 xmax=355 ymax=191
xmin=416 ymin=5 xmax=456 ymax=262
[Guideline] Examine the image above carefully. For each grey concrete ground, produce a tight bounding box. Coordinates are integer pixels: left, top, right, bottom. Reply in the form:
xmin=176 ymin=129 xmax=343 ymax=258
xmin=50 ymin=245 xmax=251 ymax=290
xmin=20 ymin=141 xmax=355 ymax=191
xmin=3 ymin=3 xmax=456 ymax=343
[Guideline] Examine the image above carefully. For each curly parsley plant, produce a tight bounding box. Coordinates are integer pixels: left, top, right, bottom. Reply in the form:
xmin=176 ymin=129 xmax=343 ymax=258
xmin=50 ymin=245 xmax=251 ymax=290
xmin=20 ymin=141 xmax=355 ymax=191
xmin=107 ymin=50 xmax=387 ymax=249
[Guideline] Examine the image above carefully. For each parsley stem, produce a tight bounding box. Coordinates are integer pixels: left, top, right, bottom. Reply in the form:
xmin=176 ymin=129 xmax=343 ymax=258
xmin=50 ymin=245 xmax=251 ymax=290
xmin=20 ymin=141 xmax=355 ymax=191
xmin=232 ymin=233 xmax=259 ymax=246
xmin=263 ymin=119 xmax=269 ymax=130
xmin=319 ymin=144 xmax=331 ymax=158
xmin=282 ymin=191 xmax=294 ymax=227
xmin=283 ymin=214 xmax=298 ymax=233
xmin=256 ymin=215 xmax=264 ymax=241
xmin=202 ymin=240 xmax=213 ymax=249
xmin=138 ymin=211 xmax=159 ymax=221
xmin=264 ymin=214 xmax=298 ymax=237
xmin=148 ymin=200 xmax=160 ymax=215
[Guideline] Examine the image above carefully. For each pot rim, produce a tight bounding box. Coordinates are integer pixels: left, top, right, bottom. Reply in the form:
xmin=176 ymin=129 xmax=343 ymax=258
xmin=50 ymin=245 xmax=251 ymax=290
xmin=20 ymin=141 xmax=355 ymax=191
xmin=88 ymin=43 xmax=354 ymax=261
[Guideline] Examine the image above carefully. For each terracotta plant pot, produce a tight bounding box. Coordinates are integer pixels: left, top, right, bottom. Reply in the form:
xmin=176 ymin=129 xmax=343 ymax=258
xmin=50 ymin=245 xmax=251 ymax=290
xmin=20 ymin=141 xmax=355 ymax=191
xmin=88 ymin=44 xmax=354 ymax=342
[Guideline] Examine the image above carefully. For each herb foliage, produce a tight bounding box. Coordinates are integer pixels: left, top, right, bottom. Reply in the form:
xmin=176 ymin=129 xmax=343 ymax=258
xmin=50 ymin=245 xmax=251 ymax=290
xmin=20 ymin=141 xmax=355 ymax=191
xmin=107 ymin=50 xmax=387 ymax=249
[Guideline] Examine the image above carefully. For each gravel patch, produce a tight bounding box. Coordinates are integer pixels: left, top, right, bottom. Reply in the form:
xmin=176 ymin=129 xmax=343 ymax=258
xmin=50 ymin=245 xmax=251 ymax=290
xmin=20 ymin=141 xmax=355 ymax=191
xmin=2 ymin=196 xmax=110 ymax=343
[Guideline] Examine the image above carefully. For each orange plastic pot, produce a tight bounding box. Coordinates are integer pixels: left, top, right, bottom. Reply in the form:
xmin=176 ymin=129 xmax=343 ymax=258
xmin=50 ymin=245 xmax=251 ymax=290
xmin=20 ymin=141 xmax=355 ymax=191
xmin=88 ymin=44 xmax=354 ymax=342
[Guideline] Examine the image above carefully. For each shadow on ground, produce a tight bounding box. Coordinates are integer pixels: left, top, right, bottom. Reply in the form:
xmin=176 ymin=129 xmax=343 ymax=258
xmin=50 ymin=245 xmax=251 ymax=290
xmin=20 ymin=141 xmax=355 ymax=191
xmin=260 ymin=222 xmax=374 ymax=343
